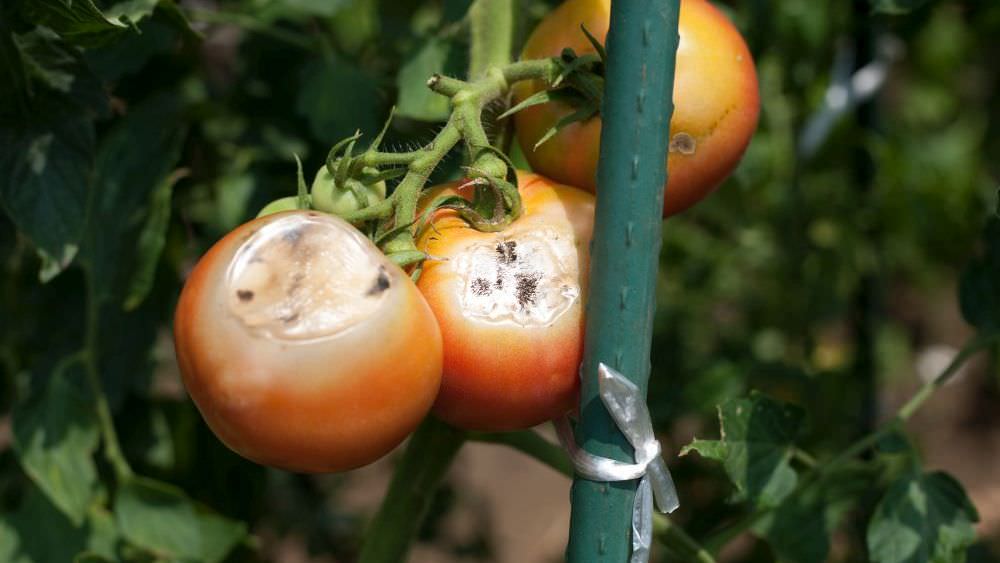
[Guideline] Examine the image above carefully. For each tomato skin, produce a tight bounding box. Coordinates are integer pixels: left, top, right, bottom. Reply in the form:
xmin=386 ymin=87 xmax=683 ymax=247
xmin=174 ymin=211 xmax=442 ymax=473
xmin=513 ymin=0 xmax=760 ymax=217
xmin=416 ymin=172 xmax=594 ymax=431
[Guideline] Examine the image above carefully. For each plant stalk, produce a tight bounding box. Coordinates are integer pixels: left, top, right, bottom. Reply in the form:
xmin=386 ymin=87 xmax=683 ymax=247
xmin=356 ymin=418 xmax=465 ymax=563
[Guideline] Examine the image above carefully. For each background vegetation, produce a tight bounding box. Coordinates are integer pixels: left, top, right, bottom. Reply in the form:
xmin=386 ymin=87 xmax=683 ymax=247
xmin=1 ymin=0 xmax=998 ymax=561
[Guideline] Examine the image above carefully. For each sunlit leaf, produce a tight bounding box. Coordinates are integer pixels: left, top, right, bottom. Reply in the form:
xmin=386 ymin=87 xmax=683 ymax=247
xmin=681 ymin=392 xmax=804 ymax=507
xmin=867 ymin=471 xmax=978 ymax=563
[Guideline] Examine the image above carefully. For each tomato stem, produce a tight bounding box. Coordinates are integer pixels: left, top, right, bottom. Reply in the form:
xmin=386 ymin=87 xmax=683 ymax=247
xmin=357 ymin=417 xmax=465 ymax=563
xmin=327 ymin=57 xmax=561 ymax=257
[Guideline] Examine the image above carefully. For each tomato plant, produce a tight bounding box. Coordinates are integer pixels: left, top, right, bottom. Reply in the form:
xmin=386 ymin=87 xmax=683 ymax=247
xmin=173 ymin=210 xmax=443 ymax=473
xmin=416 ymin=172 xmax=595 ymax=431
xmin=512 ymin=0 xmax=760 ymax=217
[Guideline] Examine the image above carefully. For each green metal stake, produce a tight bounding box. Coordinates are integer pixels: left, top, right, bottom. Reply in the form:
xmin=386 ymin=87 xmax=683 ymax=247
xmin=566 ymin=0 xmax=680 ymax=561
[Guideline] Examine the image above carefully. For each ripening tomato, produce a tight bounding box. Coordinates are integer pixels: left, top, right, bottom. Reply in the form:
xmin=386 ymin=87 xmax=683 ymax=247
xmin=416 ymin=172 xmax=594 ymax=431
xmin=513 ymin=0 xmax=760 ymax=217
xmin=174 ymin=211 xmax=442 ymax=473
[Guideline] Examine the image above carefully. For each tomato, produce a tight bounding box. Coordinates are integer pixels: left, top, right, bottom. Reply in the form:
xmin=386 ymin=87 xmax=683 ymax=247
xmin=311 ymin=165 xmax=386 ymax=216
xmin=174 ymin=210 xmax=442 ymax=473
xmin=416 ymin=172 xmax=594 ymax=431
xmin=513 ymin=0 xmax=760 ymax=217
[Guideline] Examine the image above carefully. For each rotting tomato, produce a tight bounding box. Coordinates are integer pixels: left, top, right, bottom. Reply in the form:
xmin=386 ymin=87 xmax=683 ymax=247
xmin=416 ymin=172 xmax=594 ymax=431
xmin=174 ymin=210 xmax=442 ymax=473
xmin=513 ymin=0 xmax=760 ymax=217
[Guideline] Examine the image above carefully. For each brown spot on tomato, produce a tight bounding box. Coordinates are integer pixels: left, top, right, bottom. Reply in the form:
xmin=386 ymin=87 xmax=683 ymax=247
xmin=669 ymin=132 xmax=697 ymax=155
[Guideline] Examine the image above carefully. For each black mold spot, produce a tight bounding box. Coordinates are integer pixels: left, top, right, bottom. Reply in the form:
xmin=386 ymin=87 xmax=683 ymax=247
xmin=471 ymin=278 xmax=492 ymax=296
xmin=236 ymin=290 xmax=254 ymax=302
xmin=495 ymin=241 xmax=517 ymax=265
xmin=367 ymin=267 xmax=391 ymax=296
xmin=514 ymin=272 xmax=540 ymax=307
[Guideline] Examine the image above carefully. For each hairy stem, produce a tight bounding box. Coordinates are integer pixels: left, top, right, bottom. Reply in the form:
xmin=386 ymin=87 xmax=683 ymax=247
xmin=469 ymin=0 xmax=513 ymax=78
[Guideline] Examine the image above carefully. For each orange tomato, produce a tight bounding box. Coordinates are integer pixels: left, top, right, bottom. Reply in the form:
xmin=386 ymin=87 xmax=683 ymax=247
xmin=513 ymin=0 xmax=760 ymax=216
xmin=174 ymin=211 xmax=442 ymax=473
xmin=416 ymin=172 xmax=594 ymax=431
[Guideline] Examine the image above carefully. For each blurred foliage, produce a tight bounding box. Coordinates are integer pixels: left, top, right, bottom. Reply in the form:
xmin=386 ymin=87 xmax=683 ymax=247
xmin=0 ymin=0 xmax=998 ymax=562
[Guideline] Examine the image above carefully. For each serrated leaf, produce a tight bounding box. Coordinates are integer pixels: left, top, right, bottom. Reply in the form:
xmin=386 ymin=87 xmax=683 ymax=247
xmin=397 ymin=39 xmax=455 ymax=122
xmin=959 ymin=214 xmax=1000 ymax=333
xmin=12 ymin=364 xmax=100 ymax=525
xmin=870 ymin=0 xmax=935 ymax=15
xmin=867 ymin=471 xmax=979 ymax=563
xmin=296 ymin=57 xmax=381 ymax=144
xmin=115 ymin=477 xmax=247 ymax=563
xmin=0 ymin=27 xmax=110 ymax=279
xmin=681 ymin=392 xmax=804 ymax=507
xmin=754 ymin=464 xmax=871 ymax=563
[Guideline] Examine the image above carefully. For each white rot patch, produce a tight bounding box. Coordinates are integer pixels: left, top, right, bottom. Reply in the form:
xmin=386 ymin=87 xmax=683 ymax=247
xmin=225 ymin=213 xmax=390 ymax=340
xmin=451 ymin=229 xmax=580 ymax=326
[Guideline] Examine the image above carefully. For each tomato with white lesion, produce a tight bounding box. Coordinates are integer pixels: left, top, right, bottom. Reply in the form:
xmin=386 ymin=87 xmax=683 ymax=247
xmin=416 ymin=172 xmax=594 ymax=431
xmin=174 ymin=210 xmax=442 ymax=473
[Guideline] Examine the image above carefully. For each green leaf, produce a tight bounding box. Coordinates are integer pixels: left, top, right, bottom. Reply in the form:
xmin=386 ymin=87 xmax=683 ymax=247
xmin=959 ymin=212 xmax=1000 ymax=333
xmin=867 ymin=471 xmax=979 ymax=563
xmin=123 ymin=171 xmax=177 ymax=311
xmin=397 ymin=38 xmax=457 ymax=122
xmin=21 ymin=0 xmax=161 ymax=46
xmin=0 ymin=27 xmax=111 ymax=279
xmin=81 ymin=93 xmax=185 ymax=299
xmin=85 ymin=15 xmax=179 ymax=82
xmin=115 ymin=477 xmax=247 ymax=563
xmin=870 ymin=0 xmax=935 ymax=15
xmin=0 ymin=486 xmax=117 ymax=563
xmin=754 ymin=464 xmax=870 ymax=563
xmin=296 ymin=57 xmax=381 ymax=144
xmin=12 ymin=363 xmax=100 ymax=525
xmin=681 ymin=392 xmax=804 ymax=507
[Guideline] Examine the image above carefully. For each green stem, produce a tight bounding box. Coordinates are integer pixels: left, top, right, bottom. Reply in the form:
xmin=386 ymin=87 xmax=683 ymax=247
xmin=468 ymin=0 xmax=513 ymax=79
xmin=357 ymin=418 xmax=465 ymax=563
xmin=83 ymin=275 xmax=133 ymax=482
xmin=469 ymin=429 xmax=574 ymax=476
xmin=654 ymin=515 xmax=717 ymax=563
